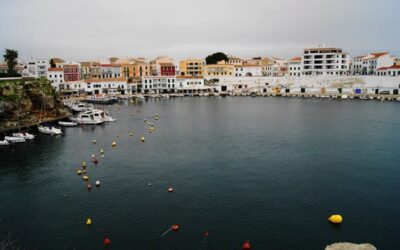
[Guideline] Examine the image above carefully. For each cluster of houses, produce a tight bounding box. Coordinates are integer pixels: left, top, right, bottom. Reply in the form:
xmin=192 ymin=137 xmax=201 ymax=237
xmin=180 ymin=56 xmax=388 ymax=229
xmin=1 ymin=44 xmax=399 ymax=96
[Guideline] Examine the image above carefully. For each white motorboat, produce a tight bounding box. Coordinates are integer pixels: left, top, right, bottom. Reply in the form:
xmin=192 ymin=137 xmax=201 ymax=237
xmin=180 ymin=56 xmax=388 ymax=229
xmin=58 ymin=121 xmax=78 ymax=127
xmin=0 ymin=140 xmax=10 ymax=146
xmin=71 ymin=113 xmax=103 ymax=125
xmin=71 ymin=102 xmax=94 ymax=112
xmin=135 ymin=94 xmax=145 ymax=100
xmin=4 ymin=136 xmax=26 ymax=143
xmin=83 ymin=109 xmax=116 ymax=122
xmin=38 ymin=125 xmax=63 ymax=135
xmin=12 ymin=132 xmax=35 ymax=140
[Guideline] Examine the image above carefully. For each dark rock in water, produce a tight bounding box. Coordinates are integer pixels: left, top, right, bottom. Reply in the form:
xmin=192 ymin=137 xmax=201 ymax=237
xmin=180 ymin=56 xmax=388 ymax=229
xmin=325 ymin=243 xmax=377 ymax=250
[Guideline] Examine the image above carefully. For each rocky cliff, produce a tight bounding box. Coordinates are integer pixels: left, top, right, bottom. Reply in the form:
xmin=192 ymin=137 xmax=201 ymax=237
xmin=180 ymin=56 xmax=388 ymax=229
xmin=0 ymin=78 xmax=69 ymax=132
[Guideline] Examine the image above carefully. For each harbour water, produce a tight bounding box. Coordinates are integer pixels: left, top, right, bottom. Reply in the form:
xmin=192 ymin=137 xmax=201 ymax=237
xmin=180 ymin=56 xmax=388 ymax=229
xmin=1 ymin=97 xmax=399 ymax=249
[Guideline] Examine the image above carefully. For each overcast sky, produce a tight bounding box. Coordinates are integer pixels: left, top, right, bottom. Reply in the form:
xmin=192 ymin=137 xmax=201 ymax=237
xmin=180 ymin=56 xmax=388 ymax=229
xmin=1 ymin=0 xmax=399 ymax=61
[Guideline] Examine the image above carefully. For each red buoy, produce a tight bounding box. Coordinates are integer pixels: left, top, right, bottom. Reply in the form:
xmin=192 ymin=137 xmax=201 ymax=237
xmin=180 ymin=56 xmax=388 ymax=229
xmin=92 ymin=159 xmax=98 ymax=164
xmin=87 ymin=184 xmax=92 ymax=191
xmin=204 ymin=231 xmax=209 ymax=237
xmin=104 ymin=237 xmax=111 ymax=245
xmin=172 ymin=224 xmax=180 ymax=231
xmin=242 ymin=240 xmax=251 ymax=250
xmin=168 ymin=186 xmax=174 ymax=193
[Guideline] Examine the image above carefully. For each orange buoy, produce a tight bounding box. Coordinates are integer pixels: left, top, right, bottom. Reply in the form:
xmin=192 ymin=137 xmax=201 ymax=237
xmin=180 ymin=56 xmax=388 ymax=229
xmin=168 ymin=186 xmax=174 ymax=193
xmin=242 ymin=240 xmax=251 ymax=250
xmin=104 ymin=237 xmax=111 ymax=246
xmin=172 ymin=224 xmax=180 ymax=231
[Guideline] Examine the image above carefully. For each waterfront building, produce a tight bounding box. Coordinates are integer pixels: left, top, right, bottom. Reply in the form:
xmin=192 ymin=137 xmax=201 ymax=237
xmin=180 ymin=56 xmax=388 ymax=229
xmin=90 ymin=62 xmax=102 ymax=79
xmin=142 ymin=76 xmax=176 ymax=93
xmin=80 ymin=62 xmax=94 ymax=79
xmin=84 ymin=77 xmax=128 ymax=95
xmin=176 ymin=76 xmax=205 ymax=93
xmin=179 ymin=58 xmax=205 ymax=77
xmin=234 ymin=65 xmax=263 ymax=77
xmin=288 ymin=57 xmax=302 ymax=77
xmin=158 ymin=63 xmax=176 ymax=76
xmin=100 ymin=64 xmax=121 ymax=79
xmin=351 ymin=52 xmax=395 ymax=75
xmin=204 ymin=61 xmax=235 ymax=77
xmin=377 ymin=65 xmax=400 ymax=77
xmin=150 ymin=56 xmax=174 ymax=76
xmin=22 ymin=59 xmax=49 ymax=78
xmin=302 ymin=44 xmax=350 ymax=76
xmin=47 ymin=67 xmax=64 ymax=90
xmin=228 ymin=55 xmax=244 ymax=66
xmin=62 ymin=61 xmax=80 ymax=82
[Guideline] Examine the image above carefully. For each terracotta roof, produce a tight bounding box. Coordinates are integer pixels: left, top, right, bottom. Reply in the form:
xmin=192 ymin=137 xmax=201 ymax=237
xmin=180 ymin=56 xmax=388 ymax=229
xmin=48 ymin=68 xmax=63 ymax=72
xmin=370 ymin=52 xmax=388 ymax=58
xmin=290 ymin=57 xmax=302 ymax=62
xmin=85 ymin=77 xmax=128 ymax=83
xmin=100 ymin=64 xmax=121 ymax=67
xmin=378 ymin=65 xmax=400 ymax=70
xmin=159 ymin=63 xmax=175 ymax=66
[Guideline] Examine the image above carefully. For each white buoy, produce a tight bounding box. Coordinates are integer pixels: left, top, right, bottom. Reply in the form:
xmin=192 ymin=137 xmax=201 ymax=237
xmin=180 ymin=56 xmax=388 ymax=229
xmin=96 ymin=180 xmax=101 ymax=187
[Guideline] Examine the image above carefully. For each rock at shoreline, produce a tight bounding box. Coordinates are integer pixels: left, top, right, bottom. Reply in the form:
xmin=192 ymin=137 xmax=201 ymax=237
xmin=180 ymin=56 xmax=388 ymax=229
xmin=325 ymin=242 xmax=377 ymax=250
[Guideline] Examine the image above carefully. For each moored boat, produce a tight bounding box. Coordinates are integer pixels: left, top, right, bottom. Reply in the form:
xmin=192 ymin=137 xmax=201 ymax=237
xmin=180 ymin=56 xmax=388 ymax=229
xmin=38 ymin=125 xmax=63 ymax=135
xmin=4 ymin=136 xmax=26 ymax=143
xmin=0 ymin=140 xmax=10 ymax=146
xmin=12 ymin=132 xmax=35 ymax=140
xmin=58 ymin=121 xmax=78 ymax=127
xmin=71 ymin=113 xmax=104 ymax=125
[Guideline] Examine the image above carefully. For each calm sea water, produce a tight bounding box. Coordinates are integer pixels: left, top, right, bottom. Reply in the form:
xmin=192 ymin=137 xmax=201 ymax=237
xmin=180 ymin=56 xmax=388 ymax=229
xmin=1 ymin=97 xmax=399 ymax=250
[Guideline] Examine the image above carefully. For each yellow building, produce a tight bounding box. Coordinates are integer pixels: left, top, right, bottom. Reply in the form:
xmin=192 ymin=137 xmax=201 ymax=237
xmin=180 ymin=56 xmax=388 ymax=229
xmin=204 ymin=61 xmax=235 ymax=77
xmin=179 ymin=58 xmax=204 ymax=76
xmin=119 ymin=59 xmax=150 ymax=78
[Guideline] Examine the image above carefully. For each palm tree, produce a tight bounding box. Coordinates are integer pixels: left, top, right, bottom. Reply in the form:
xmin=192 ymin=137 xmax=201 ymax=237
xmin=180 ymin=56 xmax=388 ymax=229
xmin=3 ymin=49 xmax=18 ymax=75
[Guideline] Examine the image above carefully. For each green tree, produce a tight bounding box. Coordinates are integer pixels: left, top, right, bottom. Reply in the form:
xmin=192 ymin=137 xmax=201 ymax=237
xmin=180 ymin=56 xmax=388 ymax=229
xmin=49 ymin=58 xmax=56 ymax=68
xmin=205 ymin=52 xmax=228 ymax=65
xmin=3 ymin=49 xmax=18 ymax=74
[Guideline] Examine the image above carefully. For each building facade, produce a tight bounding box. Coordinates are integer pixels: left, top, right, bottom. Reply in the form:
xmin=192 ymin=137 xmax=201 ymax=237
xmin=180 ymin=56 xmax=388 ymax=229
xmin=62 ymin=62 xmax=80 ymax=82
xmin=176 ymin=76 xmax=205 ymax=93
xmin=204 ymin=61 xmax=235 ymax=77
xmin=351 ymin=52 xmax=395 ymax=75
xmin=179 ymin=58 xmax=204 ymax=77
xmin=377 ymin=65 xmax=400 ymax=76
xmin=235 ymin=65 xmax=263 ymax=77
xmin=47 ymin=68 xmax=64 ymax=90
xmin=158 ymin=63 xmax=176 ymax=76
xmin=142 ymin=76 xmax=176 ymax=93
xmin=288 ymin=57 xmax=302 ymax=77
xmin=100 ymin=64 xmax=121 ymax=78
xmin=84 ymin=77 xmax=128 ymax=95
xmin=302 ymin=45 xmax=350 ymax=76
xmin=23 ymin=59 xmax=49 ymax=78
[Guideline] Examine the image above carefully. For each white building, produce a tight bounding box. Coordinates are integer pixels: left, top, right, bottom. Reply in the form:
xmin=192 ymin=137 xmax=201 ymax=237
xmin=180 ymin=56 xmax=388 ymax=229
xmin=23 ymin=59 xmax=49 ymax=78
xmin=84 ymin=77 xmax=128 ymax=95
xmin=142 ymin=76 xmax=176 ymax=93
xmin=377 ymin=65 xmax=400 ymax=77
xmin=288 ymin=57 xmax=302 ymax=77
xmin=100 ymin=64 xmax=121 ymax=78
xmin=302 ymin=45 xmax=350 ymax=76
xmin=176 ymin=76 xmax=205 ymax=93
xmin=351 ymin=52 xmax=395 ymax=75
xmin=47 ymin=68 xmax=64 ymax=90
xmin=235 ymin=65 xmax=263 ymax=77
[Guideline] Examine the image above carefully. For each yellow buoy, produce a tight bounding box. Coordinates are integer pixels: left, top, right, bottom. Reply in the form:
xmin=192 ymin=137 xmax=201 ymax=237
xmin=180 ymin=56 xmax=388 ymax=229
xmin=77 ymin=170 xmax=82 ymax=175
xmin=328 ymin=214 xmax=343 ymax=224
xmin=92 ymin=139 xmax=96 ymax=144
xmin=83 ymin=175 xmax=89 ymax=181
xmin=129 ymin=133 xmax=133 ymax=136
xmin=86 ymin=218 xmax=92 ymax=225
xmin=82 ymin=161 xmax=86 ymax=167
xmin=141 ymin=136 xmax=145 ymax=142
xmin=112 ymin=141 xmax=117 ymax=147
xmin=100 ymin=148 xmax=104 ymax=154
